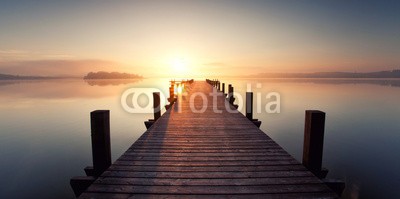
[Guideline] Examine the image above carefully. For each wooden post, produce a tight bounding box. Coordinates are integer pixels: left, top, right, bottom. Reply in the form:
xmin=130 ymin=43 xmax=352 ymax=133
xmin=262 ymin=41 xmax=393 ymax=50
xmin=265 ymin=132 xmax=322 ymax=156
xmin=218 ymin=81 xmax=221 ymax=91
xmin=153 ymin=92 xmax=161 ymax=121
xmin=228 ymin=85 xmax=234 ymax=104
xmin=90 ymin=110 xmax=111 ymax=177
xmin=222 ymin=83 xmax=225 ymax=94
xmin=169 ymin=86 xmax=174 ymax=101
xmin=246 ymin=92 xmax=253 ymax=120
xmin=302 ymin=110 xmax=325 ymax=176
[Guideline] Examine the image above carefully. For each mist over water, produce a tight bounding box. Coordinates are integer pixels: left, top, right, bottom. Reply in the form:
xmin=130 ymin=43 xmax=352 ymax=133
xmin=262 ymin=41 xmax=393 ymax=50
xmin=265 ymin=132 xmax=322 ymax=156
xmin=0 ymin=78 xmax=399 ymax=198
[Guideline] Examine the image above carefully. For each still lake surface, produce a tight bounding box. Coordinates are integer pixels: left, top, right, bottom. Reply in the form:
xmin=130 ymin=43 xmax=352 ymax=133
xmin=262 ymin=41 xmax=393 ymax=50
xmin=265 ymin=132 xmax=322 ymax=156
xmin=0 ymin=78 xmax=399 ymax=199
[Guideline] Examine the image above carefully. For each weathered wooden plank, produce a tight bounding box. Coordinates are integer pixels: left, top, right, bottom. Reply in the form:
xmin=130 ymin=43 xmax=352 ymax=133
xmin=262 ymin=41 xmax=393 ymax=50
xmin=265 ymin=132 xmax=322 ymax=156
xmin=126 ymin=148 xmax=288 ymax=153
xmin=85 ymin=184 xmax=332 ymax=194
xmin=113 ymin=160 xmax=301 ymax=166
xmin=80 ymin=192 xmax=338 ymax=199
xmin=149 ymin=127 xmax=261 ymax=131
xmin=100 ymin=170 xmax=314 ymax=178
xmin=134 ymin=139 xmax=276 ymax=143
xmin=122 ymin=151 xmax=289 ymax=157
xmin=107 ymin=165 xmax=307 ymax=172
xmin=128 ymin=146 xmax=283 ymax=150
xmin=133 ymin=141 xmax=277 ymax=145
xmin=137 ymin=135 xmax=270 ymax=139
xmin=134 ymin=139 xmax=274 ymax=143
xmin=136 ymin=138 xmax=270 ymax=142
xmin=117 ymin=155 xmax=293 ymax=162
xmin=130 ymin=143 xmax=281 ymax=148
xmin=140 ymin=130 xmax=270 ymax=134
xmin=94 ymin=176 xmax=323 ymax=186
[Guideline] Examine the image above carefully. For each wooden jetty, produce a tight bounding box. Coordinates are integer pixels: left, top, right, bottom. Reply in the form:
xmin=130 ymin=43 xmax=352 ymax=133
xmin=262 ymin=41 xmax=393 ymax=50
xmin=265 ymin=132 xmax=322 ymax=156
xmin=72 ymin=80 xmax=340 ymax=198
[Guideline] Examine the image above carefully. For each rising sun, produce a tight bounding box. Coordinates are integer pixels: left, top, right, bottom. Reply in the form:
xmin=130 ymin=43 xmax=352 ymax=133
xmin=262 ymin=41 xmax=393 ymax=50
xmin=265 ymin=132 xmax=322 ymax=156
xmin=172 ymin=58 xmax=187 ymax=71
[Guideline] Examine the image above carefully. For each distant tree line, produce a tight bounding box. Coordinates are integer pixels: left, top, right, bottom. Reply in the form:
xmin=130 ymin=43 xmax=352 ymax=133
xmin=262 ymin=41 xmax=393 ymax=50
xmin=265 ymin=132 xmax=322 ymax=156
xmin=83 ymin=71 xmax=143 ymax=79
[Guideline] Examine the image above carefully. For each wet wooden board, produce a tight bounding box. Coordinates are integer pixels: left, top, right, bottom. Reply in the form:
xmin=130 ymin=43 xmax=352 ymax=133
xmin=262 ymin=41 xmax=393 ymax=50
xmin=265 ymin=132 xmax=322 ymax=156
xmin=79 ymin=81 xmax=337 ymax=198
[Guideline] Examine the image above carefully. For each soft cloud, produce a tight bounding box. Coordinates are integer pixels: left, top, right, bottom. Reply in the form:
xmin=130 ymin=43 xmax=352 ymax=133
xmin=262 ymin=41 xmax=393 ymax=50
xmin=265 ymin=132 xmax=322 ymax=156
xmin=0 ymin=49 xmax=76 ymax=61
xmin=0 ymin=50 xmax=30 ymax=60
xmin=0 ymin=50 xmax=27 ymax=54
xmin=202 ymin=62 xmax=226 ymax=67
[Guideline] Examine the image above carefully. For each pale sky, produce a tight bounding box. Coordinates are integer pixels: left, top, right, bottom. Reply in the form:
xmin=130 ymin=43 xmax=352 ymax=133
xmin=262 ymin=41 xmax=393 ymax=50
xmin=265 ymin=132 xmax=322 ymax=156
xmin=0 ymin=0 xmax=399 ymax=77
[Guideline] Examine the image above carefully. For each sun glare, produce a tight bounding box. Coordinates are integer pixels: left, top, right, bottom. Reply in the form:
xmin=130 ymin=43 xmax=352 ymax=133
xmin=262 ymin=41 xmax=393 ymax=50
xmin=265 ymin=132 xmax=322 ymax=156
xmin=177 ymin=84 xmax=183 ymax=94
xmin=172 ymin=58 xmax=187 ymax=71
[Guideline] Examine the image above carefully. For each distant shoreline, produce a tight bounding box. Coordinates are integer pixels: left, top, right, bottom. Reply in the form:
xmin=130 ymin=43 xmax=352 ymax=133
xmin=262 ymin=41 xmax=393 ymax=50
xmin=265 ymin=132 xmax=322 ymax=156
xmin=2 ymin=69 xmax=400 ymax=80
xmin=0 ymin=72 xmax=144 ymax=80
xmin=207 ymin=70 xmax=399 ymax=79
xmin=0 ymin=73 xmax=77 ymax=80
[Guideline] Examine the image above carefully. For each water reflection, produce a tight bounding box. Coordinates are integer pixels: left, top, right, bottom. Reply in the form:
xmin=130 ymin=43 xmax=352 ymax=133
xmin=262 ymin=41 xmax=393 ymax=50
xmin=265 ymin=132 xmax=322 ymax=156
xmin=0 ymin=78 xmax=170 ymax=198
xmin=0 ymin=78 xmax=399 ymax=198
xmin=0 ymin=79 xmax=143 ymax=100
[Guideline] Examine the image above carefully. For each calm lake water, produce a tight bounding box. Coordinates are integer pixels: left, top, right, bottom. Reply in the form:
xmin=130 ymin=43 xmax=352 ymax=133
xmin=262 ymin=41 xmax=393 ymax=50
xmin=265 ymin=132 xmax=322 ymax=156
xmin=0 ymin=78 xmax=399 ymax=199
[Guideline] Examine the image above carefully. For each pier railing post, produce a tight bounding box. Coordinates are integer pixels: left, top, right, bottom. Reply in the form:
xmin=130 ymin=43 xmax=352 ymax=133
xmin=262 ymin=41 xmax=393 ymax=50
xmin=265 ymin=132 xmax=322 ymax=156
xmin=166 ymin=83 xmax=176 ymax=110
xmin=218 ymin=81 xmax=221 ymax=91
xmin=153 ymin=92 xmax=161 ymax=121
xmin=222 ymin=83 xmax=225 ymax=94
xmin=228 ymin=85 xmax=234 ymax=104
xmin=245 ymin=92 xmax=261 ymax=127
xmin=90 ymin=110 xmax=111 ymax=177
xmin=302 ymin=110 xmax=325 ymax=177
xmin=228 ymin=84 xmax=232 ymax=99
xmin=169 ymin=85 xmax=175 ymax=101
xmin=227 ymin=85 xmax=238 ymax=109
xmin=246 ymin=92 xmax=253 ymax=120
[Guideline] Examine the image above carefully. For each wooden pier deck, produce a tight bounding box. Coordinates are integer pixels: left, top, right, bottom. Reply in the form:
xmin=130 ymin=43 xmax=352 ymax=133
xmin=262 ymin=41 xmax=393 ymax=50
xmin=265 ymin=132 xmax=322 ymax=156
xmin=79 ymin=81 xmax=337 ymax=198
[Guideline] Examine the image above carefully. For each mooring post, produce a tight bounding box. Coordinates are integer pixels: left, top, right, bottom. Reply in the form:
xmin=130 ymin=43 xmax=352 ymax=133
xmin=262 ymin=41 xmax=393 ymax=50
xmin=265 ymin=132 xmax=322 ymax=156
xmin=165 ymin=84 xmax=175 ymax=110
xmin=246 ymin=92 xmax=253 ymax=120
xmin=222 ymin=83 xmax=225 ymax=94
xmin=228 ymin=85 xmax=234 ymax=104
xmin=302 ymin=110 xmax=345 ymax=195
xmin=228 ymin=84 xmax=232 ymax=98
xmin=90 ymin=110 xmax=111 ymax=177
xmin=169 ymin=86 xmax=174 ymax=101
xmin=70 ymin=110 xmax=111 ymax=196
xmin=302 ymin=110 xmax=325 ymax=177
xmin=245 ymin=92 xmax=261 ymax=127
xmin=153 ymin=92 xmax=161 ymax=121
